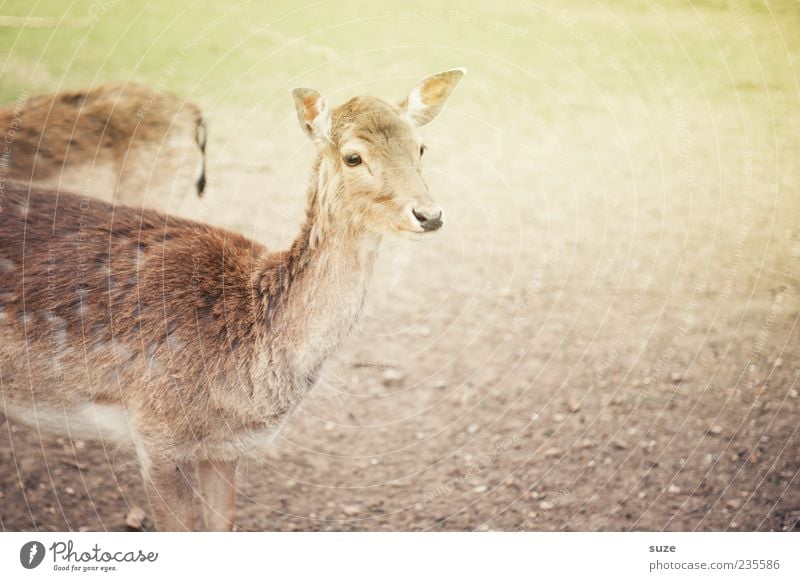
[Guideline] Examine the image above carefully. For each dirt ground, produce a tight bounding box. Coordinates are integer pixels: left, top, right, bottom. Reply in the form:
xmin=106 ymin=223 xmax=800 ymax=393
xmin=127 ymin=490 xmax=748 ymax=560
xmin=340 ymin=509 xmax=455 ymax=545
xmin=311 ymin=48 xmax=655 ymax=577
xmin=1 ymin=1 xmax=799 ymax=531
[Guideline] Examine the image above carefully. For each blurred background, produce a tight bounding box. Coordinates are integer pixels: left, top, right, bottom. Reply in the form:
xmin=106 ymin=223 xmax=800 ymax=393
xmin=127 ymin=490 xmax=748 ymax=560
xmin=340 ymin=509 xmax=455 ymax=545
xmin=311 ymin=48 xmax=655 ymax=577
xmin=0 ymin=0 xmax=798 ymax=531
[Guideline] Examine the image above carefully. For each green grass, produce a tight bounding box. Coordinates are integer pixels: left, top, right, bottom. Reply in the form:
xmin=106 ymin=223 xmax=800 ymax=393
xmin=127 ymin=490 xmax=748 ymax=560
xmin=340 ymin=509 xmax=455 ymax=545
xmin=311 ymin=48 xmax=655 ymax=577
xmin=2 ymin=0 xmax=797 ymax=111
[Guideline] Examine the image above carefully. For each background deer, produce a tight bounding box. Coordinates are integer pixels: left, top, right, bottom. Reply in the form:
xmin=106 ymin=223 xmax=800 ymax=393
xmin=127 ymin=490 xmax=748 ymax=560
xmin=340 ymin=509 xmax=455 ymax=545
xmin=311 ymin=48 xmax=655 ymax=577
xmin=0 ymin=83 xmax=206 ymax=214
xmin=0 ymin=69 xmax=465 ymax=531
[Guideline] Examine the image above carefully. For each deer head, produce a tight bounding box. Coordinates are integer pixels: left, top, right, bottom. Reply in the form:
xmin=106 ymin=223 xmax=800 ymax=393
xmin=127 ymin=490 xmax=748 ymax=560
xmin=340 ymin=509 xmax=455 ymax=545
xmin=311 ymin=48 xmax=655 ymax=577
xmin=292 ymin=68 xmax=466 ymax=236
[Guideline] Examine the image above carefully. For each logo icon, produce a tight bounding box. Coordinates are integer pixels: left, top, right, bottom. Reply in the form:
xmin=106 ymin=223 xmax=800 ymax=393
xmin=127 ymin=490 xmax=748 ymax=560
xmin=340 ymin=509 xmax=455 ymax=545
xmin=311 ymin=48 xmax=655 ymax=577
xmin=20 ymin=541 xmax=46 ymax=569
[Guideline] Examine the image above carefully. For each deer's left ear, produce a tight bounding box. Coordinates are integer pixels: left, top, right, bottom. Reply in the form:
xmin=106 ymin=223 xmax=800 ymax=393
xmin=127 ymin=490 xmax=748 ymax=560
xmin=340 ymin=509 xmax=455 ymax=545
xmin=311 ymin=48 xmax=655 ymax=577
xmin=292 ymin=88 xmax=332 ymax=143
xmin=400 ymin=68 xmax=466 ymax=127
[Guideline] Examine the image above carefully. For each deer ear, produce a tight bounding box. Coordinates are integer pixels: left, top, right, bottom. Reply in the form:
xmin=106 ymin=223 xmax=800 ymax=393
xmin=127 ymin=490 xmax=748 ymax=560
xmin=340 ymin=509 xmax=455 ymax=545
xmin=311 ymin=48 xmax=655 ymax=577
xmin=292 ymin=88 xmax=332 ymax=143
xmin=400 ymin=68 xmax=466 ymax=127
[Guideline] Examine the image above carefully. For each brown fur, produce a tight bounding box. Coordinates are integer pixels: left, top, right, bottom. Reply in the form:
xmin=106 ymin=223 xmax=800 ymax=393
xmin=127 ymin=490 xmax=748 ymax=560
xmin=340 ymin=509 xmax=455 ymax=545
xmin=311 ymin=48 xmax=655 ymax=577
xmin=0 ymin=70 xmax=464 ymax=530
xmin=0 ymin=83 xmax=206 ymax=212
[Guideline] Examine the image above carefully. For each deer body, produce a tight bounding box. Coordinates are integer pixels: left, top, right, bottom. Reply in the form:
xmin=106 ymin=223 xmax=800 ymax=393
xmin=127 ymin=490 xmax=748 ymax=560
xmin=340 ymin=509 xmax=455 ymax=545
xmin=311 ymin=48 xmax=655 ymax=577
xmin=0 ymin=70 xmax=465 ymax=530
xmin=0 ymin=83 xmax=206 ymax=213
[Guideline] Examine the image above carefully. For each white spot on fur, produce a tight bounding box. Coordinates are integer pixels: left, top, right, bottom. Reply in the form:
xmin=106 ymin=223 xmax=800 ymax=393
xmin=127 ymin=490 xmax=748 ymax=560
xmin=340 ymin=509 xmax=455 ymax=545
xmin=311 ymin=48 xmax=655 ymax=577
xmin=45 ymin=314 xmax=69 ymax=351
xmin=135 ymin=248 xmax=146 ymax=270
xmin=166 ymin=333 xmax=184 ymax=351
xmin=0 ymin=258 xmax=15 ymax=273
xmin=110 ymin=340 xmax=134 ymax=363
xmin=4 ymin=401 xmax=133 ymax=444
xmin=77 ymin=290 xmax=89 ymax=318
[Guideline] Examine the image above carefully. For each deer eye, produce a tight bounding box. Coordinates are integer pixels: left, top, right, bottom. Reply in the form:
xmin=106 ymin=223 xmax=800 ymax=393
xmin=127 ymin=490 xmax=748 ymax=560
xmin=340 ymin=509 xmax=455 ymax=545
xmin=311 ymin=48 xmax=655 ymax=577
xmin=420 ymin=144 xmax=427 ymax=157
xmin=344 ymin=153 xmax=362 ymax=167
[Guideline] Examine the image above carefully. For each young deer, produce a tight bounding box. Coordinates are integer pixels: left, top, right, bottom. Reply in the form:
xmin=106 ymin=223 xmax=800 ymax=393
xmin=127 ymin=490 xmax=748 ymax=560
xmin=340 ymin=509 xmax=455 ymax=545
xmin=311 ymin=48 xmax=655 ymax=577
xmin=0 ymin=83 xmax=206 ymax=213
xmin=0 ymin=69 xmax=465 ymax=531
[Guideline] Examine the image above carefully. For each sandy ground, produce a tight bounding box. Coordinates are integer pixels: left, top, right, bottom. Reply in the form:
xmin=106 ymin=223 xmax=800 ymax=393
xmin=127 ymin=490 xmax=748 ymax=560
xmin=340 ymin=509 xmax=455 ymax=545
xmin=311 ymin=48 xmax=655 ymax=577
xmin=1 ymin=1 xmax=799 ymax=531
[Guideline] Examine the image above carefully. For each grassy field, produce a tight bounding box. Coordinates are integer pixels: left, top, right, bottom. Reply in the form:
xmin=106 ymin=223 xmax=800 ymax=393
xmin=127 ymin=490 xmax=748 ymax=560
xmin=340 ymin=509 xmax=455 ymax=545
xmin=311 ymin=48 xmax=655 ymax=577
xmin=1 ymin=0 xmax=799 ymax=531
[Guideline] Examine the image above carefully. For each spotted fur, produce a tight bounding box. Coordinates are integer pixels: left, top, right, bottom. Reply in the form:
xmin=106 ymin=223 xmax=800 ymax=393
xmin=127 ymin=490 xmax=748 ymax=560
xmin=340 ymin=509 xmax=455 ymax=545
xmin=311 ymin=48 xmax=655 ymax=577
xmin=0 ymin=69 xmax=465 ymax=530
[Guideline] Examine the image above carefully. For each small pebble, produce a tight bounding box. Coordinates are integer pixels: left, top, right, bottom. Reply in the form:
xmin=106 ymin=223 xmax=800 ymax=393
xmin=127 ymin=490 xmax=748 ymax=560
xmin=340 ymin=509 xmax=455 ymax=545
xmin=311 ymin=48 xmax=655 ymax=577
xmin=125 ymin=507 xmax=147 ymax=530
xmin=709 ymin=425 xmax=723 ymax=435
xmin=342 ymin=505 xmax=360 ymax=516
xmin=544 ymin=447 xmax=562 ymax=459
xmin=473 ymin=485 xmax=488 ymax=493
xmin=670 ymin=372 xmax=684 ymax=383
xmin=553 ymin=413 xmax=566 ymax=422
xmin=612 ymin=439 xmax=628 ymax=450
xmin=539 ymin=500 xmax=555 ymax=511
xmin=466 ymin=424 xmax=479 ymax=434
xmin=64 ymin=486 xmax=75 ymax=495
xmin=667 ymin=484 xmax=681 ymax=495
xmin=725 ymin=499 xmax=742 ymax=510
xmin=567 ymin=398 xmax=581 ymax=413
xmin=382 ymin=369 xmax=405 ymax=386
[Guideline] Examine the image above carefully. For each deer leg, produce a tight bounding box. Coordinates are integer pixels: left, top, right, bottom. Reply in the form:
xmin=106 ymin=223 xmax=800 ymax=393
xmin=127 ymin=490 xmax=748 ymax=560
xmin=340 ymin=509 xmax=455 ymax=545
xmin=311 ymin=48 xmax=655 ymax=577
xmin=196 ymin=458 xmax=239 ymax=531
xmin=137 ymin=448 xmax=196 ymax=531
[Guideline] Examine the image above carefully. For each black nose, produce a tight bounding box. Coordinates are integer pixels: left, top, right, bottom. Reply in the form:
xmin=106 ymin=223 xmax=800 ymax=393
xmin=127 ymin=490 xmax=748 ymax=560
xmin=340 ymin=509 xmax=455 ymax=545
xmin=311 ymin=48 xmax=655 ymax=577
xmin=412 ymin=208 xmax=443 ymax=232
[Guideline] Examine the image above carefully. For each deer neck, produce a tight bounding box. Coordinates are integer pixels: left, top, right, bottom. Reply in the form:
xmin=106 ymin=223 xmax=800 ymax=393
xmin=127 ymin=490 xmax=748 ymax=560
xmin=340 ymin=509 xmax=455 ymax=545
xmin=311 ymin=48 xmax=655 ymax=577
xmin=258 ymin=155 xmax=381 ymax=380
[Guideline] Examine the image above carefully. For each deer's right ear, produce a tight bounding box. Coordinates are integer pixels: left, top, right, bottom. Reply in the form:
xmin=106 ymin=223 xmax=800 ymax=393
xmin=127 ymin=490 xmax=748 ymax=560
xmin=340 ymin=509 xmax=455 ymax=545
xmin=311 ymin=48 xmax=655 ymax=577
xmin=292 ymin=88 xmax=332 ymax=143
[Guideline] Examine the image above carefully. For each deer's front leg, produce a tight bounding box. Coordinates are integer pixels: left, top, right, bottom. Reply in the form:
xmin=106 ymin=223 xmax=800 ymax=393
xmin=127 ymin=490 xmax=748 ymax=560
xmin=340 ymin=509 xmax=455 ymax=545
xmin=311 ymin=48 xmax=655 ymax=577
xmin=196 ymin=458 xmax=239 ymax=531
xmin=138 ymin=449 xmax=196 ymax=531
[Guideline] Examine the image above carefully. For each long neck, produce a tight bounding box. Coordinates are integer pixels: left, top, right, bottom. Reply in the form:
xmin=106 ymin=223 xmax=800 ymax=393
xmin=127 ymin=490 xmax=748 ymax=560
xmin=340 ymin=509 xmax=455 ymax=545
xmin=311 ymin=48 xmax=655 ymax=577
xmin=257 ymin=155 xmax=381 ymax=374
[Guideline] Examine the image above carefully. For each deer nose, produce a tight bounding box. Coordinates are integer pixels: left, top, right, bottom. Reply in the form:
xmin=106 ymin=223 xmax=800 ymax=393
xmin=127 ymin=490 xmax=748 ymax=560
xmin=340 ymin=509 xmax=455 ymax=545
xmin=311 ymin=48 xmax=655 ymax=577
xmin=412 ymin=208 xmax=444 ymax=232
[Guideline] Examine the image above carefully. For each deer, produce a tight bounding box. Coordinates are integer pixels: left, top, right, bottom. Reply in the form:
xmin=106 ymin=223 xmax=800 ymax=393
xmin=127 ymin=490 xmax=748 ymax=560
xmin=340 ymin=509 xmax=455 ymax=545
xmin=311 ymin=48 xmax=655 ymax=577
xmin=0 ymin=83 xmax=206 ymax=214
xmin=0 ymin=68 xmax=465 ymax=531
